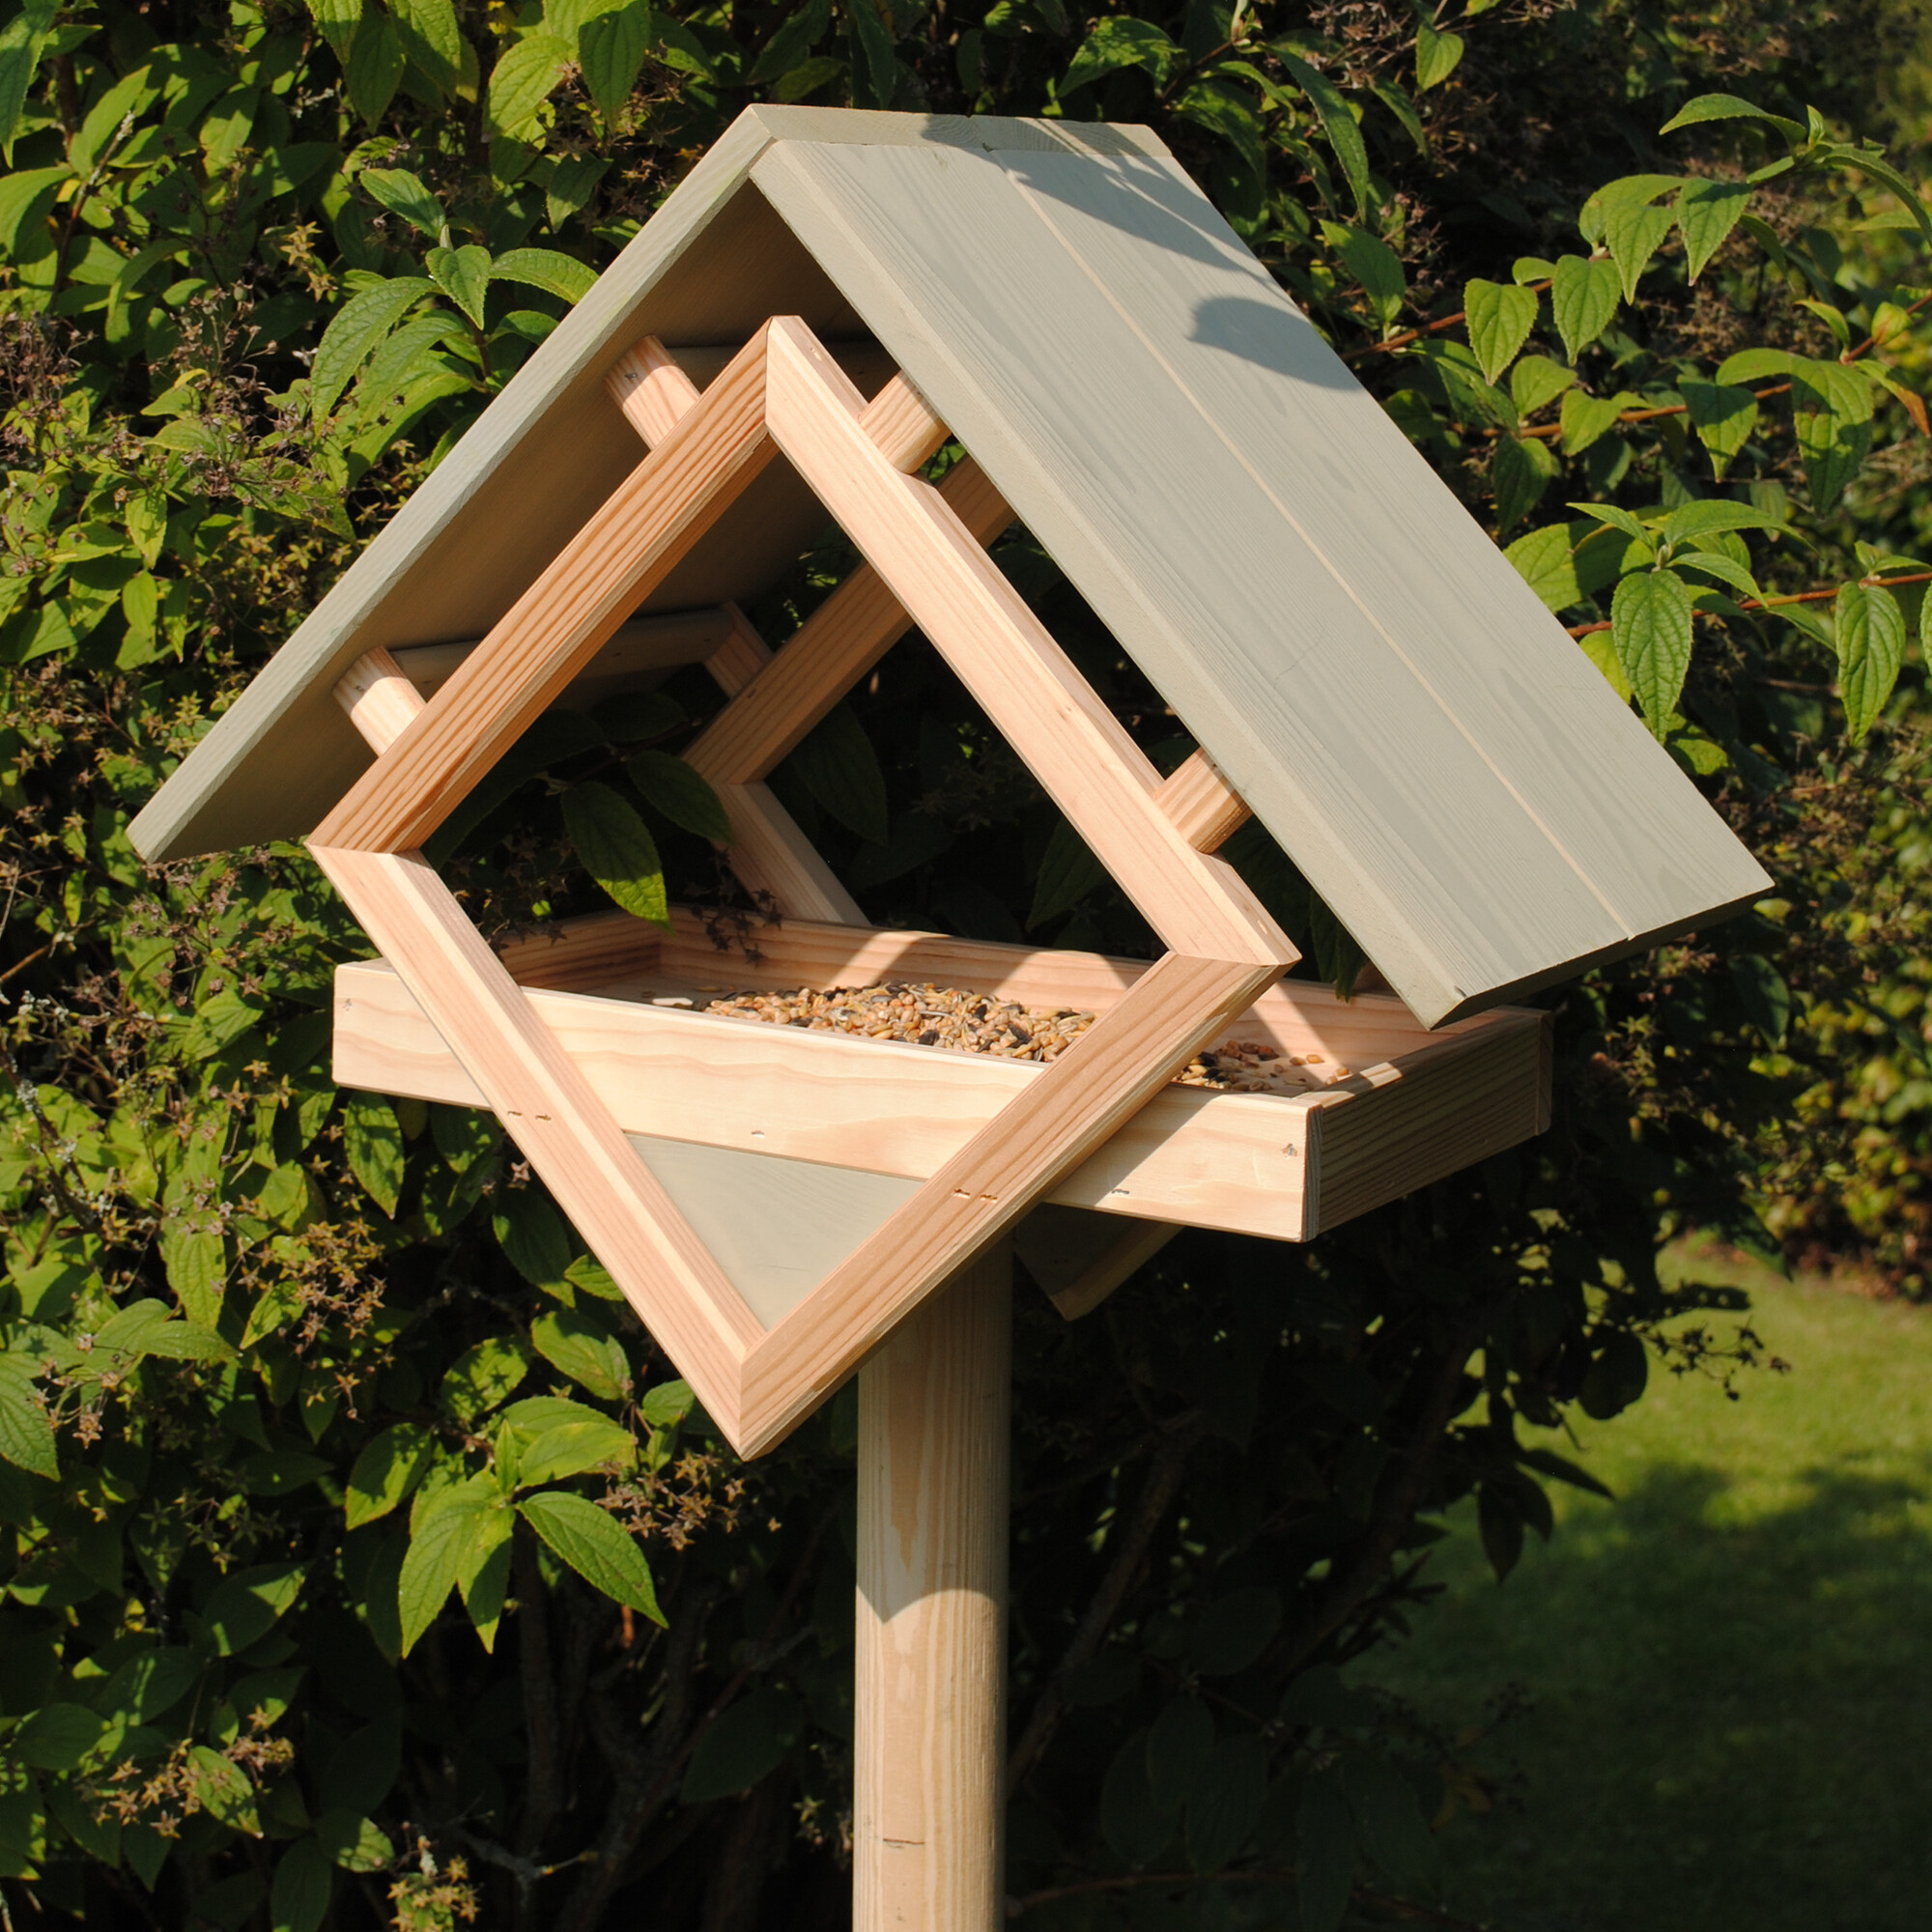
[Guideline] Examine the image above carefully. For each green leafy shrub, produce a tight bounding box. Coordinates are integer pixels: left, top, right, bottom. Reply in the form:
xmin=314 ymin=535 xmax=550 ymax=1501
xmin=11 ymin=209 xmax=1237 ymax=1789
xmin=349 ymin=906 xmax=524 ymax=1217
xmin=1 ymin=0 xmax=1928 ymax=1927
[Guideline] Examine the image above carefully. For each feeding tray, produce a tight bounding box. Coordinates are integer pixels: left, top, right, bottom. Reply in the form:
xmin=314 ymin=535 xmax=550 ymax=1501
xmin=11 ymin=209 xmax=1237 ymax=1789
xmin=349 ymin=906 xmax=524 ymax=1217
xmin=333 ymin=905 xmax=1549 ymax=1303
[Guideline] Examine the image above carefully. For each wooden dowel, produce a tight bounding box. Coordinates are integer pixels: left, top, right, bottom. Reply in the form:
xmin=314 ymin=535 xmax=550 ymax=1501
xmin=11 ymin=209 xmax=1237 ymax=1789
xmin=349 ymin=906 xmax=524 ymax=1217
xmin=855 ymin=1238 xmax=1011 ymax=1932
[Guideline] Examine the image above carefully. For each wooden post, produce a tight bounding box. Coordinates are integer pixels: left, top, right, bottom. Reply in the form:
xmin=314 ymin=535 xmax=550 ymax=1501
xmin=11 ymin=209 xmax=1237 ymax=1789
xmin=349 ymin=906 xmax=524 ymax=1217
xmin=855 ymin=1239 xmax=1012 ymax=1931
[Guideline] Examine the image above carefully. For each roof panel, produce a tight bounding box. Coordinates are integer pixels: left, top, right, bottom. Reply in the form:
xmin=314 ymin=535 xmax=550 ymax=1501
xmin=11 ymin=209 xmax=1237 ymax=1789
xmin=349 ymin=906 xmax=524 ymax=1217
xmin=130 ymin=105 xmax=1767 ymax=1028
xmin=751 ymin=134 xmax=1767 ymax=1021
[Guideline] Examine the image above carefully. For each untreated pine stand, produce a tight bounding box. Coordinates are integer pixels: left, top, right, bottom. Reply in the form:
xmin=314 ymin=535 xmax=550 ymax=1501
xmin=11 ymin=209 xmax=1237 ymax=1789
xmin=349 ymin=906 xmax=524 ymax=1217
xmin=129 ymin=104 xmax=1770 ymax=1927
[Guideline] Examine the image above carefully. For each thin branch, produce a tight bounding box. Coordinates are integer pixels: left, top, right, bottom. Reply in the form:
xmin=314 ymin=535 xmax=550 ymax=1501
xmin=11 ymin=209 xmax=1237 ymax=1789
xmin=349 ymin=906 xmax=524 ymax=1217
xmin=1005 ymin=1412 xmax=1205 ymax=1797
xmin=1566 ymin=569 xmax=1932 ymax=639
xmin=1276 ymin=1309 xmax=1490 ymax=1676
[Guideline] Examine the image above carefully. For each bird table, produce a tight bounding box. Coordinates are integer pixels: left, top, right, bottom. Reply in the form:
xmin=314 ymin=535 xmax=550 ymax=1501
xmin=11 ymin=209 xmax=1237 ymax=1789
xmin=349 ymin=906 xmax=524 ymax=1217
xmin=131 ymin=105 xmax=1767 ymax=1927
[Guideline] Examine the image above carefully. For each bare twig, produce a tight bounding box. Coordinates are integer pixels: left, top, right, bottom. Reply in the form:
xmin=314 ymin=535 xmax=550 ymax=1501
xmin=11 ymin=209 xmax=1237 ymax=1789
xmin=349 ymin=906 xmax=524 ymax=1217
xmin=1005 ymin=1412 xmax=1206 ymax=1797
xmin=1566 ymin=569 xmax=1932 ymax=639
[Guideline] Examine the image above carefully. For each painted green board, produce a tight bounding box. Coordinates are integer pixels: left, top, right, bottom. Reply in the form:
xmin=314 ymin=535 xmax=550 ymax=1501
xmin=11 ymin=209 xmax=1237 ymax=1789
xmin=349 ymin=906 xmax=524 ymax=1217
xmin=130 ymin=105 xmax=1767 ymax=1027
xmin=749 ymin=135 xmax=1768 ymax=1022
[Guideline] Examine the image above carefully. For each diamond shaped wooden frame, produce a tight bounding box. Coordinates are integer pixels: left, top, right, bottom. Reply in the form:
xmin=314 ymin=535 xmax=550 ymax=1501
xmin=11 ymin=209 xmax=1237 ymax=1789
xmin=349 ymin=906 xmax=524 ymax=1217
xmin=310 ymin=317 xmax=1296 ymax=1456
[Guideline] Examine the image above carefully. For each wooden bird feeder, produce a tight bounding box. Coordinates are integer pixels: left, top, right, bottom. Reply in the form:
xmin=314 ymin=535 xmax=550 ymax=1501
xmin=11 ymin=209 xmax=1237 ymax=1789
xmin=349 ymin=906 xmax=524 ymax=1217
xmin=132 ymin=106 xmax=1769 ymax=1927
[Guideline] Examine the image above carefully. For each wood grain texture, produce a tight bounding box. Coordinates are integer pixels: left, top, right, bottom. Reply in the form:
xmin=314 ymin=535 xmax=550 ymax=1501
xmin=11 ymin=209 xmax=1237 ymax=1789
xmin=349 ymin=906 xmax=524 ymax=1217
xmin=129 ymin=104 xmax=796 ymax=863
xmin=335 ymin=650 xmax=425 ymax=753
xmin=714 ymin=780 xmax=867 ymax=923
xmin=762 ymin=318 xmax=1294 ymax=969
xmin=1156 ymin=747 xmax=1251 ymax=852
xmin=705 ymin=604 xmax=774 ymax=696
xmin=606 ymin=335 xmax=701 ymax=442
xmin=857 ymin=370 xmax=951 ymax=472
xmin=735 ymin=952 xmax=1280 ymax=1452
xmin=1012 ymin=1204 xmax=1179 ymax=1321
xmin=855 ymin=1240 xmax=1010 ymax=1932
xmin=312 ymin=845 xmax=762 ymax=1439
xmin=315 ymin=327 xmax=779 ymax=853
xmin=1305 ymin=1009 xmax=1550 ymax=1236
xmin=684 ymin=456 xmax=1013 ymax=785
xmin=750 ymin=135 xmax=1769 ymax=1021
xmin=333 ymin=956 xmax=1319 ymax=1237
xmin=491 ymin=902 xmax=1470 ymax=1064
xmin=390 ymin=611 xmax=735 ymax=705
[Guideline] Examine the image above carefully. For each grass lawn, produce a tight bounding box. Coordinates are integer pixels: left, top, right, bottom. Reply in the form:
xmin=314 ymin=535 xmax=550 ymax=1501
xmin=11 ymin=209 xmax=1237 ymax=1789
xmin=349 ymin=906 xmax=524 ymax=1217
xmin=1355 ymin=1256 xmax=1932 ymax=1931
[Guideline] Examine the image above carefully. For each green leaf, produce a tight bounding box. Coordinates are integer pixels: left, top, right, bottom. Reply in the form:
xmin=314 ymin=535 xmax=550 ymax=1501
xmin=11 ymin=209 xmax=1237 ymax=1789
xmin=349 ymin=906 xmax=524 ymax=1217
xmin=1834 ymin=581 xmax=1906 ymax=741
xmin=563 ymin=781 xmax=669 ymax=927
xmin=1729 ymin=952 xmax=1792 ymax=1046
xmin=344 ymin=8 xmax=405 ymax=123
xmin=1676 ymin=179 xmax=1751 ymax=280
xmin=305 ymin=0 xmax=362 ymax=62
xmin=581 ymin=0 xmax=652 ymax=121
xmin=520 ymin=1414 xmax=639 ymax=1486
xmin=94 ymin=1298 xmax=234 ymax=1363
xmin=1321 ymin=221 xmax=1405 ymax=334
xmin=1190 ymin=1586 xmax=1282 ymax=1677
xmin=638 ymin=1378 xmax=694 ymax=1429
xmin=1559 ymin=388 xmax=1634 ymax=455
xmin=782 ymin=700 xmax=889 ymax=844
xmin=1679 ymin=379 xmax=1758 ymax=480
xmin=1505 ymin=523 xmax=1583 ymax=611
xmin=626 ymin=750 xmax=733 ymax=842
xmin=566 ymin=1255 xmax=625 ymax=1301
xmin=492 ymin=1190 xmax=574 ymax=1294
xmin=0 ymin=3 xmax=55 ymax=163
xmin=847 ymin=0 xmax=896 ymax=107
xmin=1568 ymin=500 xmax=1655 ymax=549
xmin=1187 ymin=1734 xmax=1268 ymax=1873
xmin=242 ymin=1450 xmax=331 ymax=1496
xmin=1661 ymin=500 xmax=1785 ymax=547
xmin=486 ymin=31 xmax=572 ymax=142
xmin=389 ymin=0 xmax=466 ymax=97
xmin=427 ymin=243 xmax=491 ymax=329
xmin=1659 ymin=92 xmax=1805 ymax=142
xmin=1603 ymin=194 xmax=1677 ymax=301
xmin=270 ymin=1836 xmax=332 ymax=1932
xmin=310 ymin=277 xmax=434 ymax=422
xmin=1794 ymin=399 xmax=1872 ymax=514
xmin=680 ymin=1687 xmax=800 ymax=1802
xmin=1343 ymin=1754 xmax=1437 ymax=1890
xmin=1492 ymin=434 xmax=1559 ymax=533
xmin=490 ymin=246 xmax=598 ymax=304
xmin=1276 ymin=52 xmax=1371 ymax=219
xmin=358 ymin=167 xmax=445 ymax=241
xmin=1611 ymin=569 xmax=1694 ymax=732
xmin=1549 ymin=254 xmax=1621 ymax=361
xmin=1062 ymin=15 xmax=1175 ymax=92
xmin=1297 ymin=1770 xmax=1357 ymax=1932
xmin=1510 ymin=354 xmax=1574 ymax=417
xmin=342 ymin=1092 xmax=404 ymax=1216
xmin=345 ymin=1423 xmax=435 ymax=1529
xmin=398 ymin=1473 xmax=497 ymax=1653
xmin=530 ymin=1307 xmax=630 ymax=1402
xmin=1413 ymin=19 xmax=1462 ymax=91
xmin=440 ymin=1336 xmax=530 ymax=1422
xmin=14 ymin=1704 xmax=106 ymax=1772
xmin=314 ymin=1811 xmax=395 ymax=1873
xmin=1463 ymin=279 xmax=1538 ymax=384
xmin=1578 ymin=1330 xmax=1649 ymax=1420
xmin=1028 ymin=819 xmax=1107 ymax=928
xmin=100 ymin=1645 xmax=204 ymax=1723
xmin=1675 ymin=550 xmax=1762 ymax=602
xmin=202 ymin=1563 xmax=305 ymax=1657
xmin=0 ymin=1355 xmax=56 ymax=1479
xmin=517 ymin=1490 xmax=663 ymax=1618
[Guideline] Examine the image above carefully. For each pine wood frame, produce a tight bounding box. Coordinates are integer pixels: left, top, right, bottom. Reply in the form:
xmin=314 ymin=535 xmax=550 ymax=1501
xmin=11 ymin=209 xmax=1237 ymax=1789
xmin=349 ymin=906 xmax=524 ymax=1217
xmin=311 ymin=316 xmax=1305 ymax=1456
